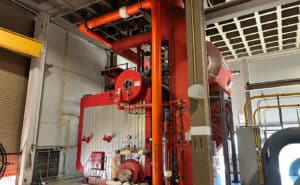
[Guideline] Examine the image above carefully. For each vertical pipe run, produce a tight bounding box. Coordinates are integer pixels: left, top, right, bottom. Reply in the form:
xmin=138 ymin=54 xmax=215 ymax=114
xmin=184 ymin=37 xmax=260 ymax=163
xmin=151 ymin=0 xmax=162 ymax=184
xmin=137 ymin=18 xmax=142 ymax=72
xmin=220 ymin=91 xmax=231 ymax=185
xmin=227 ymin=101 xmax=239 ymax=183
xmin=137 ymin=46 xmax=141 ymax=72
xmin=163 ymin=121 xmax=170 ymax=185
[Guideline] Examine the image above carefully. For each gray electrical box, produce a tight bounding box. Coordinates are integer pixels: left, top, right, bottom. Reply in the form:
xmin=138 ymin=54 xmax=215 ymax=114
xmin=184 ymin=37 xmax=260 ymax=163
xmin=237 ymin=127 xmax=260 ymax=185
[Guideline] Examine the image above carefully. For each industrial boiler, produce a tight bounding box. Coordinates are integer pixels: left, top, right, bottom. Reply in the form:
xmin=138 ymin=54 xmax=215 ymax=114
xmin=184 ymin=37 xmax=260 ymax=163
xmin=75 ymin=0 xmax=235 ymax=185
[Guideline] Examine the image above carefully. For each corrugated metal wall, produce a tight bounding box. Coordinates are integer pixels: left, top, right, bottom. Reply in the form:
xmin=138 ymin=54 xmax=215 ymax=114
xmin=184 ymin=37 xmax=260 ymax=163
xmin=81 ymin=105 xmax=145 ymax=178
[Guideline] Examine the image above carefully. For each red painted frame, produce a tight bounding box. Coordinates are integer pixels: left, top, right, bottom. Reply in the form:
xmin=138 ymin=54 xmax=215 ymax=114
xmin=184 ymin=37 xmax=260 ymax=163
xmin=76 ymin=91 xmax=116 ymax=171
xmin=76 ymin=89 xmax=152 ymax=178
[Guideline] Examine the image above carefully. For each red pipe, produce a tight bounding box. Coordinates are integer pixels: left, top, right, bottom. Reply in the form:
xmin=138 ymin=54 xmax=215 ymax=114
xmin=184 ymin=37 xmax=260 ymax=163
xmin=173 ymin=0 xmax=185 ymax=9
xmin=112 ymin=30 xmax=168 ymax=52
xmin=84 ymin=1 xmax=152 ymax=29
xmin=76 ymin=99 xmax=85 ymax=171
xmin=151 ymin=0 xmax=162 ymax=184
xmin=79 ymin=24 xmax=112 ymax=48
xmin=79 ymin=1 xmax=152 ymax=64
xmin=112 ymin=32 xmax=152 ymax=52
xmin=117 ymin=49 xmax=140 ymax=64
xmin=176 ymin=109 xmax=185 ymax=185
xmin=137 ymin=18 xmax=142 ymax=72
xmin=116 ymin=50 xmax=150 ymax=70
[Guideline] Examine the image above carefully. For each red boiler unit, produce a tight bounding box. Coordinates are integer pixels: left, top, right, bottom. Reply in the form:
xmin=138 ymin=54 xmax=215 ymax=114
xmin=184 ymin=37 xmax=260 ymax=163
xmin=76 ymin=0 xmax=237 ymax=185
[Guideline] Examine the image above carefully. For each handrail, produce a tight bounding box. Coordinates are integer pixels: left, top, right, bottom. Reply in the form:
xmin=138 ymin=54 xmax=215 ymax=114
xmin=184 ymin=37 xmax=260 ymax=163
xmin=253 ymin=104 xmax=300 ymax=126
xmin=244 ymin=92 xmax=300 ymax=126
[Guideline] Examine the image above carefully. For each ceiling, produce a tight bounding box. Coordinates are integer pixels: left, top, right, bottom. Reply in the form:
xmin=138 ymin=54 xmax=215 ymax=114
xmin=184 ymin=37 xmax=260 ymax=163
xmin=12 ymin=0 xmax=300 ymax=62
xmin=206 ymin=0 xmax=300 ymax=62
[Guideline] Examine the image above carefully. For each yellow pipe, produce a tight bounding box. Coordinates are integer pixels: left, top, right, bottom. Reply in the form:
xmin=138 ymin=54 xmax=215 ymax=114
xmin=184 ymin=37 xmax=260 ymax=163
xmin=251 ymin=103 xmax=300 ymax=184
xmin=244 ymin=92 xmax=300 ymax=126
xmin=253 ymin=104 xmax=300 ymax=125
xmin=0 ymin=27 xmax=42 ymax=57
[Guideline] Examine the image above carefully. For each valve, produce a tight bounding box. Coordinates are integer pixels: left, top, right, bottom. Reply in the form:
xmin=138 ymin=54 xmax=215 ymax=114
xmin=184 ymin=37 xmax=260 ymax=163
xmin=103 ymin=133 xmax=114 ymax=143
xmin=82 ymin=133 xmax=93 ymax=143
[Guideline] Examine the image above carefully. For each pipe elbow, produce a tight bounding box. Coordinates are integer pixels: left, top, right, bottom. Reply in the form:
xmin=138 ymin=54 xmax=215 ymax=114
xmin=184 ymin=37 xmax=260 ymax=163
xmin=141 ymin=1 xmax=152 ymax=9
xmin=79 ymin=24 xmax=87 ymax=32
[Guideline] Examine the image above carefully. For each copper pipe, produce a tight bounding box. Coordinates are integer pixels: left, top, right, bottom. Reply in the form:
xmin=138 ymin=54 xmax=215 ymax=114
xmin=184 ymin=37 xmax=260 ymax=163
xmin=151 ymin=0 xmax=162 ymax=184
xmin=116 ymin=99 xmax=182 ymax=110
xmin=117 ymin=102 xmax=171 ymax=110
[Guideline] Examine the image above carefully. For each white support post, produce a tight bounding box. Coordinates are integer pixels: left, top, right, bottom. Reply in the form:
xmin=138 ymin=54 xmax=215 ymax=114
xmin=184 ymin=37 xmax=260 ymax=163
xmin=18 ymin=12 xmax=48 ymax=185
xmin=254 ymin=12 xmax=267 ymax=53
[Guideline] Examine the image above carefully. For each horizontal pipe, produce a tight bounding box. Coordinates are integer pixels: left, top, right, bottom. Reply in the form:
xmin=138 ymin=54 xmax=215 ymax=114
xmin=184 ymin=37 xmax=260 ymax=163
xmin=117 ymin=50 xmax=150 ymax=68
xmin=247 ymin=78 xmax=300 ymax=90
xmin=79 ymin=24 xmax=112 ymax=48
xmin=79 ymin=1 xmax=154 ymax=64
xmin=117 ymin=49 xmax=139 ymax=63
xmin=112 ymin=32 xmax=152 ymax=52
xmin=116 ymin=99 xmax=184 ymax=110
xmin=244 ymin=92 xmax=300 ymax=126
xmin=112 ymin=30 xmax=168 ymax=52
xmin=84 ymin=1 xmax=152 ymax=29
xmin=117 ymin=102 xmax=171 ymax=110
xmin=253 ymin=104 xmax=300 ymax=126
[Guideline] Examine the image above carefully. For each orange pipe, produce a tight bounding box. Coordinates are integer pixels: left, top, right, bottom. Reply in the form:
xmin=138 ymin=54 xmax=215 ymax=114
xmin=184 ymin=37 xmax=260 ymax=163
xmin=79 ymin=1 xmax=153 ymax=64
xmin=112 ymin=30 xmax=169 ymax=52
xmin=79 ymin=24 xmax=112 ymax=48
xmin=112 ymin=32 xmax=152 ymax=52
xmin=151 ymin=0 xmax=162 ymax=184
xmin=84 ymin=1 xmax=152 ymax=29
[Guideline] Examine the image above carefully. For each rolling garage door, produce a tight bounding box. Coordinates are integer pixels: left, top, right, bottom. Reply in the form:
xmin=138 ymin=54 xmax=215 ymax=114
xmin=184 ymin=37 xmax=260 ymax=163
xmin=0 ymin=0 xmax=34 ymax=178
